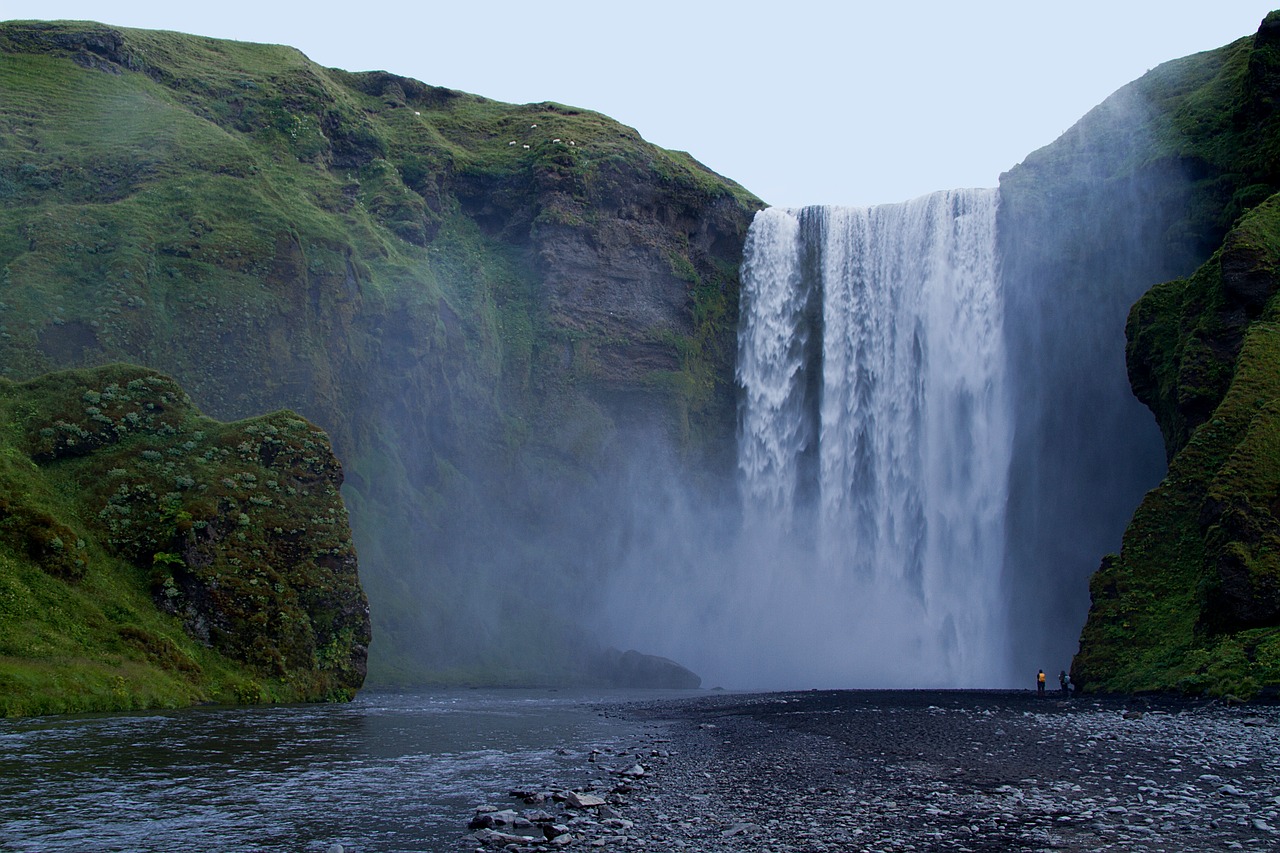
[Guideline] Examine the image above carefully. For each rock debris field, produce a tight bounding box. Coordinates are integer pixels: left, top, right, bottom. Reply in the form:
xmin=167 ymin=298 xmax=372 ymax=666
xmin=461 ymin=690 xmax=1280 ymax=852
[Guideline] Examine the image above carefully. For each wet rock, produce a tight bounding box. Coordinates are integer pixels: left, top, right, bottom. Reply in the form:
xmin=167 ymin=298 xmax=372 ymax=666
xmin=564 ymin=791 xmax=607 ymax=809
xmin=471 ymin=827 xmax=541 ymax=845
xmin=465 ymin=692 xmax=1280 ymax=851
xmin=467 ymin=813 xmax=496 ymax=830
xmin=721 ymin=822 xmax=757 ymax=837
xmin=593 ymin=648 xmax=701 ymax=689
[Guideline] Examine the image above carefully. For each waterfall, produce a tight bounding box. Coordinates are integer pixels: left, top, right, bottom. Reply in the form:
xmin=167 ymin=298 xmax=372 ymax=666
xmin=737 ymin=189 xmax=1011 ymax=685
xmin=737 ymin=207 xmax=817 ymax=531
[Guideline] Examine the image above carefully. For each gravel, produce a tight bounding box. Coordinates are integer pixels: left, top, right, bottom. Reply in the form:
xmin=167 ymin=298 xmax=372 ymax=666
xmin=461 ymin=690 xmax=1280 ymax=852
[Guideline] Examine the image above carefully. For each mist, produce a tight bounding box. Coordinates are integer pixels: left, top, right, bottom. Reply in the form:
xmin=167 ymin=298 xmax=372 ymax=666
xmin=343 ymin=45 xmax=1222 ymax=694
xmin=997 ymin=78 xmax=1211 ymax=679
xmin=514 ymin=81 xmax=1206 ymax=692
xmin=595 ymin=191 xmax=1014 ymax=690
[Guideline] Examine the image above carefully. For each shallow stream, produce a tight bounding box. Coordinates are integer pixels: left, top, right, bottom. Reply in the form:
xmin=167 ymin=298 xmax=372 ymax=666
xmin=0 ymin=689 xmax=653 ymax=852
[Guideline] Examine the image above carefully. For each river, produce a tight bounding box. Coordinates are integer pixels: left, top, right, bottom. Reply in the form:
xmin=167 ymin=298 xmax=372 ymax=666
xmin=0 ymin=689 xmax=659 ymax=852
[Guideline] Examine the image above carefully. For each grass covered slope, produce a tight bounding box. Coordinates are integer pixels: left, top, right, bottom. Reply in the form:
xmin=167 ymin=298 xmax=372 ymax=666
xmin=1074 ymin=204 xmax=1280 ymax=696
xmin=0 ymin=363 xmax=369 ymax=716
xmin=0 ymin=18 xmax=755 ymax=425
xmin=992 ymin=11 xmax=1280 ymax=678
xmin=1073 ymin=14 xmax=1280 ymax=697
xmin=0 ymin=20 xmax=761 ymax=684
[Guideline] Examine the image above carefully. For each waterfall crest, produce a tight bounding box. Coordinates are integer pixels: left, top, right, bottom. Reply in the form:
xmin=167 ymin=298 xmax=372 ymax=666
xmin=737 ymin=189 xmax=1011 ymax=684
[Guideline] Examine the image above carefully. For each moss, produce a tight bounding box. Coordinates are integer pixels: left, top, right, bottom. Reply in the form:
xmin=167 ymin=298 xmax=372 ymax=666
xmin=1075 ymin=198 xmax=1280 ymax=697
xmin=0 ymin=20 xmax=760 ymax=687
xmin=1067 ymin=16 xmax=1280 ymax=698
xmin=0 ymin=363 xmax=369 ymax=716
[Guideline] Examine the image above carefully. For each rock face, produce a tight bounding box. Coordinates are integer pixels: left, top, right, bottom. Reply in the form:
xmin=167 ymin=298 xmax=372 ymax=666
xmin=0 ymin=363 xmax=370 ymax=715
xmin=1071 ymin=13 xmax=1280 ymax=697
xmin=595 ymin=648 xmax=701 ymax=689
xmin=996 ymin=77 xmax=1203 ymax=676
xmin=12 ymin=16 xmax=1276 ymax=699
xmin=0 ymin=21 xmax=761 ymax=685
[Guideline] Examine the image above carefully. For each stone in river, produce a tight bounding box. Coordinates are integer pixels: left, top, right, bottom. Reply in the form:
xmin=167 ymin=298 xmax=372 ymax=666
xmin=564 ymin=790 xmax=607 ymax=808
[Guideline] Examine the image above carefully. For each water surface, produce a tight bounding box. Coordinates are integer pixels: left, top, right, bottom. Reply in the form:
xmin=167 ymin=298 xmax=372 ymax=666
xmin=0 ymin=689 xmax=654 ymax=852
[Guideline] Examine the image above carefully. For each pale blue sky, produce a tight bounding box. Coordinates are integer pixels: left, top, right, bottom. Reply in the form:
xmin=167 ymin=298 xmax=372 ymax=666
xmin=2 ymin=1 xmax=1276 ymax=206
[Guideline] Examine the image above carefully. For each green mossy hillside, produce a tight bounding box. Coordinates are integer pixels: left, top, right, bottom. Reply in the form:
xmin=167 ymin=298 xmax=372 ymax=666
xmin=0 ymin=363 xmax=370 ymax=716
xmin=0 ymin=20 xmax=761 ymax=685
xmin=994 ymin=11 xmax=1280 ymax=678
xmin=1063 ymin=13 xmax=1280 ymax=698
xmin=1074 ymin=173 xmax=1280 ymax=696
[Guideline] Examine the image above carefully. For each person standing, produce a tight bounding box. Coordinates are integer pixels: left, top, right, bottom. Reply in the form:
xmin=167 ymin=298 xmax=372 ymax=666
xmin=1037 ymin=669 xmax=1046 ymax=695
xmin=1059 ymin=670 xmax=1070 ymax=696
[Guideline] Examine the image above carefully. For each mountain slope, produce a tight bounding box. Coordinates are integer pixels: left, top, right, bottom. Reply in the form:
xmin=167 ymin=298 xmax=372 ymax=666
xmin=0 ymin=20 xmax=761 ymax=684
xmin=1071 ymin=13 xmax=1280 ymax=697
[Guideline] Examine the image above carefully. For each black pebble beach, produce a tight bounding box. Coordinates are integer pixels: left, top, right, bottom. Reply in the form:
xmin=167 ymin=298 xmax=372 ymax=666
xmin=465 ymin=690 xmax=1280 ymax=852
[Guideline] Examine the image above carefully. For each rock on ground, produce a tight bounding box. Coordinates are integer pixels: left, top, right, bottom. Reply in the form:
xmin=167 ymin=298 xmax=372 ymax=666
xmin=463 ymin=690 xmax=1280 ymax=852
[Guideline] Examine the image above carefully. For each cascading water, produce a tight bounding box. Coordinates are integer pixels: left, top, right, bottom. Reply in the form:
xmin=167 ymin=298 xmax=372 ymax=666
xmin=737 ymin=207 xmax=815 ymax=532
xmin=737 ymin=189 xmax=1011 ymax=685
xmin=600 ymin=90 xmax=1183 ymax=691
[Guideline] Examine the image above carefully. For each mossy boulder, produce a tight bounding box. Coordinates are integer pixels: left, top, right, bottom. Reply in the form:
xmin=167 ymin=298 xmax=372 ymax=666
xmin=0 ymin=363 xmax=370 ymax=716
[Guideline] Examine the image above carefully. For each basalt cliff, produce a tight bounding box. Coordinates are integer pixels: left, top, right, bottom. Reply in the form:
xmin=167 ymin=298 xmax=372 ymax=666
xmin=4 ymin=13 xmax=1280 ymax=700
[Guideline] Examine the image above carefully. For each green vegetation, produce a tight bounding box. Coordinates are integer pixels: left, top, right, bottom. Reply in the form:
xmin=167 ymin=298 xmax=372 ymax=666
xmin=0 ymin=363 xmax=369 ymax=716
xmin=1075 ymin=292 xmax=1280 ymax=697
xmin=1072 ymin=14 xmax=1280 ymax=697
xmin=0 ymin=20 xmax=760 ymax=688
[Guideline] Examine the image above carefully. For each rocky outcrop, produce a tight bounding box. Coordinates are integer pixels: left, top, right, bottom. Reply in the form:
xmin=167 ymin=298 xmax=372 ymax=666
xmin=594 ymin=648 xmax=701 ymax=689
xmin=1127 ymin=221 xmax=1280 ymax=456
xmin=0 ymin=363 xmax=370 ymax=715
xmin=996 ymin=37 xmax=1217 ymax=678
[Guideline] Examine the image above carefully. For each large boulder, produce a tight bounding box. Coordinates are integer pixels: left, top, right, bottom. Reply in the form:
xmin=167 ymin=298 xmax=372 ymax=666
xmin=595 ymin=647 xmax=701 ymax=689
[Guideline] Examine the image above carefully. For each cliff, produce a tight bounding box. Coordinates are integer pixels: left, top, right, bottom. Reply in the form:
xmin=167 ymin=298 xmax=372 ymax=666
xmin=12 ymin=15 xmax=1269 ymax=698
xmin=0 ymin=363 xmax=370 ymax=716
xmin=0 ymin=21 xmax=761 ymax=684
xmin=1071 ymin=13 xmax=1280 ymax=696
